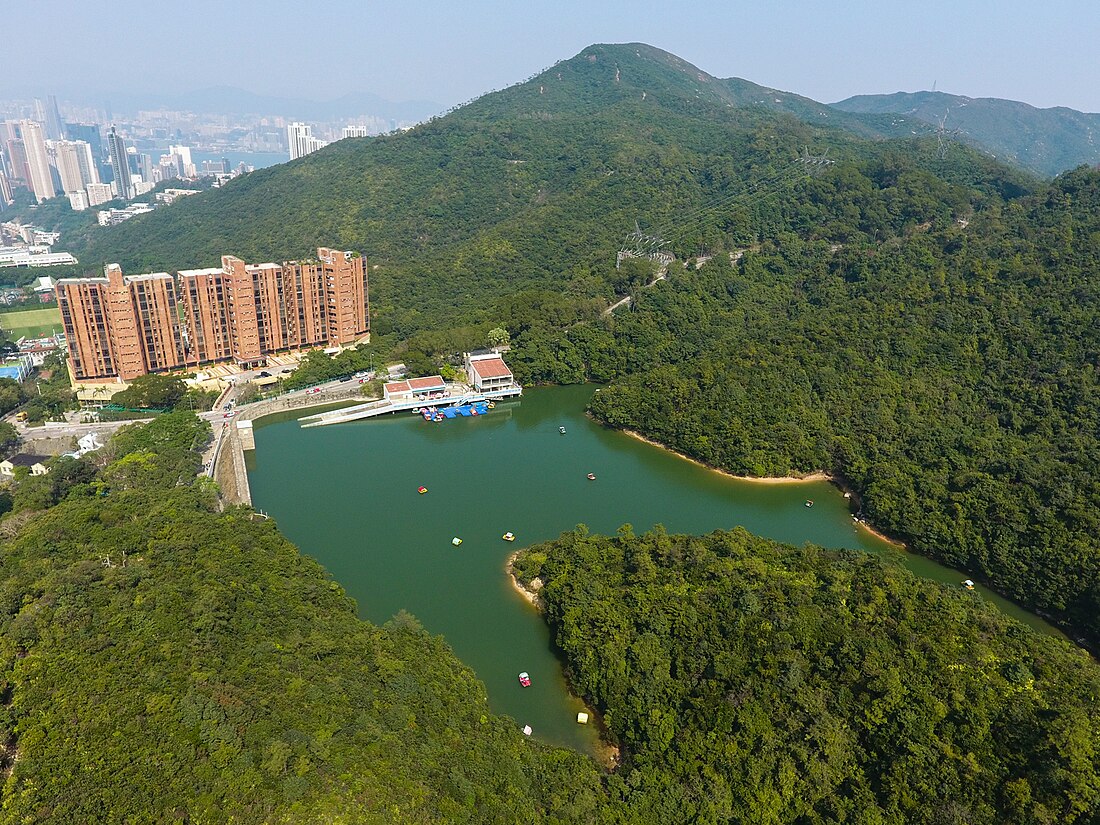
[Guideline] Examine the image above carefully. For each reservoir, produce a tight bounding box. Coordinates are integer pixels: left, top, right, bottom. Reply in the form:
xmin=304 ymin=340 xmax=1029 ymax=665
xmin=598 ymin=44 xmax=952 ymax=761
xmin=247 ymin=384 xmax=1062 ymax=753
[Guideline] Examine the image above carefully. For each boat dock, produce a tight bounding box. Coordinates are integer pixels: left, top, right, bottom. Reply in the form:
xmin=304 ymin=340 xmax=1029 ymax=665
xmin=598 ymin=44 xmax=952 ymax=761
xmin=299 ymin=386 xmax=522 ymax=428
xmin=300 ymin=354 xmax=522 ymax=428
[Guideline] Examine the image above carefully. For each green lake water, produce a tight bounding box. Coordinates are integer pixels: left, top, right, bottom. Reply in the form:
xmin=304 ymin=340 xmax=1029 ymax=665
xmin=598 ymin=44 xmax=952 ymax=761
xmin=247 ymin=384 xmax=1062 ymax=753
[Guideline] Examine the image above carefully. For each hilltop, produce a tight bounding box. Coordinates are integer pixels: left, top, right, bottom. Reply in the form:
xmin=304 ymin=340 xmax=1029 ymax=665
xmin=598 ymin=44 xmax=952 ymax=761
xmin=834 ymin=89 xmax=1100 ymax=177
xmin=66 ymin=43 xmax=1027 ymax=335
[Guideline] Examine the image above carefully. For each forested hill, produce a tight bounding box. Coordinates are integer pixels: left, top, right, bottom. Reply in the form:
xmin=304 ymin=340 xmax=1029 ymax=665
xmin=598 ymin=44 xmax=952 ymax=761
xmin=64 ymin=43 xmax=1029 ymax=337
xmin=2 ymin=413 xmax=1096 ymax=821
xmin=510 ymin=164 xmax=1100 ymax=647
xmin=514 ymin=527 xmax=1100 ymax=823
xmin=834 ymin=90 xmax=1100 ymax=177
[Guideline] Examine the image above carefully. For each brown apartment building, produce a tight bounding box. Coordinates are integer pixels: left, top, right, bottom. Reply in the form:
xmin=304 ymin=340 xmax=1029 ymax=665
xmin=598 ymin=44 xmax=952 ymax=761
xmin=59 ymin=247 xmax=368 ymax=381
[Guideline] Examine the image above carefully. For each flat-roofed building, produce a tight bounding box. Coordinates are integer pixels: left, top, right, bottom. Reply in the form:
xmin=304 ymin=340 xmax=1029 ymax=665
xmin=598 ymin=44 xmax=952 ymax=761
xmin=58 ymin=274 xmax=114 ymax=380
xmin=59 ymin=246 xmax=368 ymax=382
xmin=317 ymin=247 xmax=369 ymax=345
xmin=179 ymin=267 xmax=231 ymax=365
xmin=60 ymin=265 xmax=183 ymax=380
xmin=222 ymin=255 xmax=264 ymax=366
xmin=126 ymin=271 xmax=184 ymax=373
xmin=103 ymin=264 xmax=147 ymax=380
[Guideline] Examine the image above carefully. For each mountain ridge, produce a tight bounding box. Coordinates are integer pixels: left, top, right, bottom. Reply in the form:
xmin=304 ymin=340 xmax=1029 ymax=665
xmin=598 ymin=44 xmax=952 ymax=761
xmin=833 ymin=89 xmax=1100 ymax=176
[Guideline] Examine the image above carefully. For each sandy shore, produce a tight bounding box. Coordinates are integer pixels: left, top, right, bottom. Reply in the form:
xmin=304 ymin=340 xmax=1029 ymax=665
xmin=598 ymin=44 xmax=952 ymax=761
xmin=853 ymin=520 xmax=904 ymax=548
xmin=506 ymin=551 xmax=544 ymax=610
xmin=623 ymin=429 xmax=832 ymax=483
xmin=622 ymin=429 xmax=904 ymax=547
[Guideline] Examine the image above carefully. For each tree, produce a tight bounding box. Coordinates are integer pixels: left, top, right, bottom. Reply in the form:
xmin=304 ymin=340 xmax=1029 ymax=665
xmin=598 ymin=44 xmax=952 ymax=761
xmin=0 ymin=421 xmax=19 ymax=454
xmin=236 ymin=382 xmax=260 ymax=405
xmin=488 ymin=327 xmax=511 ymax=349
xmin=111 ymin=374 xmax=186 ymax=410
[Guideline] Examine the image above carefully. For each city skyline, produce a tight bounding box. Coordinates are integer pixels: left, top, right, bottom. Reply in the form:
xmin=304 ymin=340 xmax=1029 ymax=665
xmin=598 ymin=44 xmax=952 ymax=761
xmin=5 ymin=0 xmax=1100 ymax=114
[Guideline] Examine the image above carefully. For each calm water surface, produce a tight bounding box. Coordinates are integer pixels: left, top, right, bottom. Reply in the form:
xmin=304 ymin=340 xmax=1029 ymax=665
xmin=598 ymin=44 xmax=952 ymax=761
xmin=247 ymin=384 xmax=1061 ymax=752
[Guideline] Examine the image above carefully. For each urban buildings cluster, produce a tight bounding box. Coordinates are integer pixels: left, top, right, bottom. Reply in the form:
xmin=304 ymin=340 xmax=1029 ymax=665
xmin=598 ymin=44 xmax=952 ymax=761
xmin=0 ymin=221 xmax=75 ymax=268
xmin=0 ymin=95 xmax=253 ymax=213
xmin=57 ymin=247 xmax=369 ymax=382
xmin=0 ymin=92 xmax=425 ymax=213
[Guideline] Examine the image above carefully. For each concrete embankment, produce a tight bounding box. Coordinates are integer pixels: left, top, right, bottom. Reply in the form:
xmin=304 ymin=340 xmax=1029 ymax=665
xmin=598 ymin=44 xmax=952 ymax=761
xmin=212 ymin=385 xmax=371 ymax=507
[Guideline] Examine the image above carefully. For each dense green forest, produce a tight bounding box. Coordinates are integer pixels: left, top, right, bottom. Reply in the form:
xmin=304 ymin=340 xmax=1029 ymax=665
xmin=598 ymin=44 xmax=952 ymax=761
xmin=2 ymin=411 xmax=1097 ymax=821
xmin=52 ymin=43 xmax=1100 ymax=646
xmin=503 ymin=165 xmax=1100 ymax=646
xmin=6 ymin=42 xmax=1100 ymax=818
xmin=0 ymin=413 xmax=604 ymax=822
xmin=513 ymin=526 xmax=1100 ymax=824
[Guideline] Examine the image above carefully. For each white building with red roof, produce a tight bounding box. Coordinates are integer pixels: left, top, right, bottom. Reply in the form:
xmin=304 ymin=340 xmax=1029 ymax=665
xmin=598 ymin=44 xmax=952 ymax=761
xmin=383 ymin=374 xmax=448 ymax=402
xmin=464 ymin=352 xmax=517 ymax=394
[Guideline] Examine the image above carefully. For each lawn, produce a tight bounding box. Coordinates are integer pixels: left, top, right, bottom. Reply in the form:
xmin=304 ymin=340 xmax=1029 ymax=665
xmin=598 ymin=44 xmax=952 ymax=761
xmin=0 ymin=306 xmax=63 ymax=339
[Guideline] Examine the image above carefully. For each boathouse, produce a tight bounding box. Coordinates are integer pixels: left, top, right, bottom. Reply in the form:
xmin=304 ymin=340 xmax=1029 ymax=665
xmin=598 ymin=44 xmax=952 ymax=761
xmin=383 ymin=375 xmax=448 ymax=402
xmin=465 ymin=353 xmax=515 ymax=394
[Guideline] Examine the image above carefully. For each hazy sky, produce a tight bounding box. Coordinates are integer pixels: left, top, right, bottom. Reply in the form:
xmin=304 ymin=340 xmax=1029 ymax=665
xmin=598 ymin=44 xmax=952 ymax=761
xmin=9 ymin=0 xmax=1100 ymax=112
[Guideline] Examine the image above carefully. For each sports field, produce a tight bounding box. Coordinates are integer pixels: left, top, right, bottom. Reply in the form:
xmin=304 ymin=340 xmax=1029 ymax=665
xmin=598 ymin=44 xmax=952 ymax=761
xmin=0 ymin=306 xmax=63 ymax=339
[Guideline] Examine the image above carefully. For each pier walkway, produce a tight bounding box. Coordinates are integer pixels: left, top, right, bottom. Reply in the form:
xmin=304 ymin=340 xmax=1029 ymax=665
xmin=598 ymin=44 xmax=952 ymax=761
xmin=299 ymin=385 xmax=522 ymax=428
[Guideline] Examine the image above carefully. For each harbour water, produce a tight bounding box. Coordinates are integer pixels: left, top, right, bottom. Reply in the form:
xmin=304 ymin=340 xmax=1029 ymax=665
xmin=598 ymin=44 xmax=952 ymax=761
xmin=247 ymin=384 xmax=1063 ymax=753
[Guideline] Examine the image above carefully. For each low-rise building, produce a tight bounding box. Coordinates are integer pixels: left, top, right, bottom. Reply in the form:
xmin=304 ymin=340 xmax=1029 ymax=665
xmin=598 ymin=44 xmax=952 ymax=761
xmin=465 ymin=352 xmax=516 ymax=394
xmin=96 ymin=202 xmax=154 ymax=226
xmin=0 ymin=454 xmax=50 ymax=476
xmin=155 ymin=188 xmax=200 ymax=205
xmin=85 ymin=183 xmax=113 ymax=207
xmin=383 ymin=375 xmax=447 ymax=402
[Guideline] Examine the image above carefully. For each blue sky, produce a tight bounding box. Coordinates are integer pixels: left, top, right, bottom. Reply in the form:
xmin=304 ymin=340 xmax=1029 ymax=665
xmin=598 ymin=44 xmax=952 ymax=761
xmin=10 ymin=0 xmax=1100 ymax=111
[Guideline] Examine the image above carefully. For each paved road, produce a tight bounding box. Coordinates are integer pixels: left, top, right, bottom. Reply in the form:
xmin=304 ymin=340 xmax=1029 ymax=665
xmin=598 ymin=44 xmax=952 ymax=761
xmin=202 ymin=375 xmax=371 ymax=423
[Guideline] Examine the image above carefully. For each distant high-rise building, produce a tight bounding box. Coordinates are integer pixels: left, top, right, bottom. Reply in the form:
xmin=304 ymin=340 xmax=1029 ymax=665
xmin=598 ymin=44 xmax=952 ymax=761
xmin=5 ymin=138 xmax=31 ymax=186
xmin=157 ymin=158 xmax=179 ymax=182
xmin=0 ymin=172 xmax=13 ymax=209
xmin=64 ymin=122 xmax=105 ymax=179
xmin=342 ymin=125 xmax=370 ymax=139
xmin=106 ymin=126 xmax=131 ymax=200
xmin=53 ymin=140 xmax=97 ymax=192
xmin=129 ymin=150 xmax=153 ymax=185
xmin=287 ymin=122 xmax=326 ymax=160
xmin=20 ymin=121 xmax=55 ymax=202
xmin=168 ymin=144 xmax=195 ymax=177
xmin=75 ymin=140 xmax=99 ymax=185
xmin=45 ymin=95 xmax=64 ymax=141
xmin=85 ymin=182 xmax=113 ymax=206
xmin=68 ymin=190 xmax=90 ymax=211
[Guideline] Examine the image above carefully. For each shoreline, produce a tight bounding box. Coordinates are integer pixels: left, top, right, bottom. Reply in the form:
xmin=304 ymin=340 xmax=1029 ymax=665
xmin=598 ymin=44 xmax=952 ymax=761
xmin=506 ymin=550 xmax=545 ymax=610
xmin=621 ymin=428 xmax=904 ymax=548
xmin=622 ymin=429 xmax=831 ymax=484
xmin=505 ymin=552 xmax=621 ymax=771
